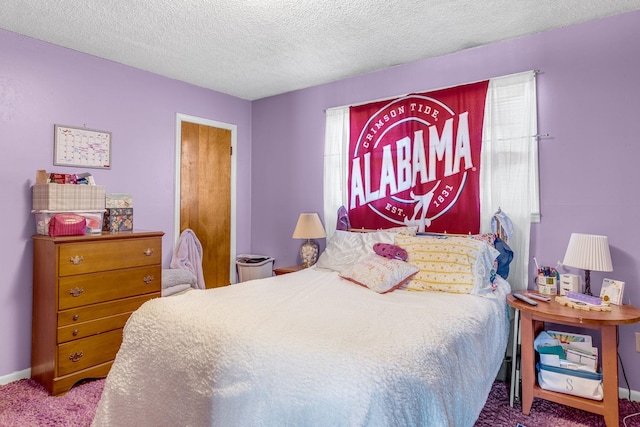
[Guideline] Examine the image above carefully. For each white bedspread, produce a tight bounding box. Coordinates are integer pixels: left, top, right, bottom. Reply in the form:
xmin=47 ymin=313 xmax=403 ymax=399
xmin=92 ymin=267 xmax=510 ymax=427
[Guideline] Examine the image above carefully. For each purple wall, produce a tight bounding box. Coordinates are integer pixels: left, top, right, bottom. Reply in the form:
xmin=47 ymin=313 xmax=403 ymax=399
xmin=0 ymin=29 xmax=252 ymax=378
xmin=3 ymin=9 xmax=640 ymax=394
xmin=252 ymin=10 xmax=640 ymax=391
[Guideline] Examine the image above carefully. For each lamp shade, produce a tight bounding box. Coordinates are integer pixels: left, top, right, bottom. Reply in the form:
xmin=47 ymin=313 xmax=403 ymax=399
xmin=562 ymin=233 xmax=613 ymax=272
xmin=292 ymin=213 xmax=326 ymax=239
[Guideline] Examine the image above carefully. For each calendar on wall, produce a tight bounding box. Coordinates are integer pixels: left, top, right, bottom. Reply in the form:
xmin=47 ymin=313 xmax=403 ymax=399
xmin=54 ymin=125 xmax=111 ymax=169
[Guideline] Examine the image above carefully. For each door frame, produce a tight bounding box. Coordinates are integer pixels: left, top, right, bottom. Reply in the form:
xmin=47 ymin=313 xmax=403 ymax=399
xmin=174 ymin=113 xmax=237 ymax=284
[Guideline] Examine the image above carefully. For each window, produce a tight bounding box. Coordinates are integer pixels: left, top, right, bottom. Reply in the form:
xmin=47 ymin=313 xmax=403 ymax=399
xmin=323 ymin=71 xmax=538 ymax=290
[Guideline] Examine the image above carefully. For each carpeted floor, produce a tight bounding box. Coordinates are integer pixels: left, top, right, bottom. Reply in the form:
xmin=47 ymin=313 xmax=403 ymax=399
xmin=0 ymin=378 xmax=103 ymax=427
xmin=0 ymin=378 xmax=638 ymax=426
xmin=476 ymin=381 xmax=640 ymax=427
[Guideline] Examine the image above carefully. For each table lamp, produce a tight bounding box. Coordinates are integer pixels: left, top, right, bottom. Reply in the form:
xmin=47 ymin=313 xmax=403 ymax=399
xmin=292 ymin=213 xmax=326 ymax=267
xmin=562 ymin=233 xmax=613 ymax=296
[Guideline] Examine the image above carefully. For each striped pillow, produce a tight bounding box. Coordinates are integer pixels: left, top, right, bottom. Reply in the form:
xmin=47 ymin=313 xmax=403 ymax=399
xmin=394 ymin=235 xmax=499 ymax=295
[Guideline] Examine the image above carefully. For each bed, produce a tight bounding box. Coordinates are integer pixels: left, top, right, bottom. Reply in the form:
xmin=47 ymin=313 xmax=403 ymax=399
xmin=92 ymin=230 xmax=511 ymax=427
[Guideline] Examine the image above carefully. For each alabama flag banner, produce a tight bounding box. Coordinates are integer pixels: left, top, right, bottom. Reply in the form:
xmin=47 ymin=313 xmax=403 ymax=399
xmin=348 ymin=81 xmax=489 ymax=234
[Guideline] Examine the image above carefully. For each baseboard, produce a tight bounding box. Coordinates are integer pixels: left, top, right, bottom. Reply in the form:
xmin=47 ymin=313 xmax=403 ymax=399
xmin=620 ymin=387 xmax=640 ymax=402
xmin=0 ymin=368 xmax=30 ymax=385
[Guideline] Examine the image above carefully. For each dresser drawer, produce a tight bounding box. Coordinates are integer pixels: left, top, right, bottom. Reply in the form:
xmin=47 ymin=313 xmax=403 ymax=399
xmin=58 ymin=237 xmax=161 ymax=276
xmin=58 ymin=294 xmax=156 ymax=327
xmin=57 ymin=329 xmax=122 ymax=376
xmin=58 ymin=312 xmax=132 ymax=344
xmin=58 ymin=266 xmax=160 ymax=310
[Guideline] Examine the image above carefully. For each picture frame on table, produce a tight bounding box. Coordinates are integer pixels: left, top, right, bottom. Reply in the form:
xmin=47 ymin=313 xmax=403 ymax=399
xmin=600 ymin=278 xmax=625 ymax=305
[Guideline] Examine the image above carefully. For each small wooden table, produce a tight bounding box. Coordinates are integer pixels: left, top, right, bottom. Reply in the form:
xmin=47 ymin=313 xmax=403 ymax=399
xmin=273 ymin=265 xmax=305 ymax=275
xmin=507 ymin=293 xmax=640 ymax=427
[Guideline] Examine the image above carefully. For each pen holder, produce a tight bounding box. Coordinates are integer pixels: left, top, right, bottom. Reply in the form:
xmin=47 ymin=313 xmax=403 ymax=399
xmin=537 ymin=275 xmax=557 ymax=295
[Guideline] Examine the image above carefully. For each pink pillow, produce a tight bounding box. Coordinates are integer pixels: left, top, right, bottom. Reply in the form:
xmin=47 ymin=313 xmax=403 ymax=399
xmin=339 ymin=254 xmax=418 ymax=293
xmin=373 ymin=243 xmax=408 ymax=261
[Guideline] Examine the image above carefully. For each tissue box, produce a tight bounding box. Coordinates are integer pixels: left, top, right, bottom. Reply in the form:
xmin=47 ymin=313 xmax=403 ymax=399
xmin=105 ymin=193 xmax=133 ymax=208
xmin=32 ymin=184 xmax=105 ymax=211
xmin=103 ymin=208 xmax=133 ymax=232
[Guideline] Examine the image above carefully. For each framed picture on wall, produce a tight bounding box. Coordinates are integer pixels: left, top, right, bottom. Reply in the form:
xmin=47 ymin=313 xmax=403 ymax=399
xmin=54 ymin=124 xmax=111 ymax=169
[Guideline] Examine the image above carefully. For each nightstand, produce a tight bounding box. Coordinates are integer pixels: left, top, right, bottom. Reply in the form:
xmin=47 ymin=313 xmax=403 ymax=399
xmin=506 ymin=293 xmax=640 ymax=427
xmin=273 ymin=265 xmax=305 ymax=275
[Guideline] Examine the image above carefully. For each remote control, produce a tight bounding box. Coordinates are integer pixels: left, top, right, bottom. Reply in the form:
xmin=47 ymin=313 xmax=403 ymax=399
xmin=513 ymin=293 xmax=538 ymax=306
xmin=527 ymin=293 xmax=551 ymax=302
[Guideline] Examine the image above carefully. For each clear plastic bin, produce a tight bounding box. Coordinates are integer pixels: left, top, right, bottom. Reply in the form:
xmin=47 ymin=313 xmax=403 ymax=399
xmin=236 ymin=254 xmax=275 ymax=282
xmin=32 ymin=210 xmax=105 ymax=235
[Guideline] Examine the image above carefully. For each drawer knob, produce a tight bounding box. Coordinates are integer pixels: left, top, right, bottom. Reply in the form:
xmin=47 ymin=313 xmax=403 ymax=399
xmin=72 ymin=314 xmax=80 ymax=321
xmin=69 ymin=287 xmax=84 ymax=297
xmin=143 ymin=248 xmax=154 ymax=256
xmin=69 ymin=351 xmax=83 ymax=362
xmin=69 ymin=255 xmax=84 ymax=265
xmin=72 ymin=329 xmax=79 ymax=336
xmin=143 ymin=275 xmax=155 ymax=284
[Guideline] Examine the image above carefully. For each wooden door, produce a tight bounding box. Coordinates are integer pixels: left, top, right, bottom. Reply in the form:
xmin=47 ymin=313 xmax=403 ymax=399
xmin=180 ymin=122 xmax=231 ymax=288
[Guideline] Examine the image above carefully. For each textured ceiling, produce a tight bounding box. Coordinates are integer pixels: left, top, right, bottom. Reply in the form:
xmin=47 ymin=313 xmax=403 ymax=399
xmin=2 ymin=1 xmax=640 ymax=100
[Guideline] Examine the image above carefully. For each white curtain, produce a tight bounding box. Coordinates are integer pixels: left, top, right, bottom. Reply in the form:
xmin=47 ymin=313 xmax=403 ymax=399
xmin=479 ymin=71 xmax=538 ymax=291
xmin=323 ymin=107 xmax=350 ymax=238
xmin=324 ymin=71 xmax=538 ymax=290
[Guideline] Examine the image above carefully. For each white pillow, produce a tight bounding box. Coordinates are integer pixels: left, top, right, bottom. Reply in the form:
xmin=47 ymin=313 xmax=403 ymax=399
xmin=381 ymin=226 xmax=418 ymax=236
xmin=315 ymin=230 xmax=396 ymax=272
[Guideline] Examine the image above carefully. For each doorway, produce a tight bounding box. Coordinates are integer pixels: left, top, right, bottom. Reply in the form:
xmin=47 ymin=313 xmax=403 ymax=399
xmin=174 ymin=113 xmax=237 ymax=287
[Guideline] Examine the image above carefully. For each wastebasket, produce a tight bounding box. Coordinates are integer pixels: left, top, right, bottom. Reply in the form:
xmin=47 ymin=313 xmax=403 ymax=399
xmin=236 ymin=254 xmax=275 ymax=282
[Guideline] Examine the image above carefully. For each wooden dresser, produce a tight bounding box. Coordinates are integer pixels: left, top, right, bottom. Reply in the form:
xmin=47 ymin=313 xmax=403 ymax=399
xmin=31 ymin=230 xmax=163 ymax=395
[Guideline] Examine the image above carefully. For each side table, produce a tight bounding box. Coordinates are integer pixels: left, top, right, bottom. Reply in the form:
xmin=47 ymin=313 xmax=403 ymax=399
xmin=273 ymin=265 xmax=305 ymax=275
xmin=506 ymin=293 xmax=640 ymax=427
